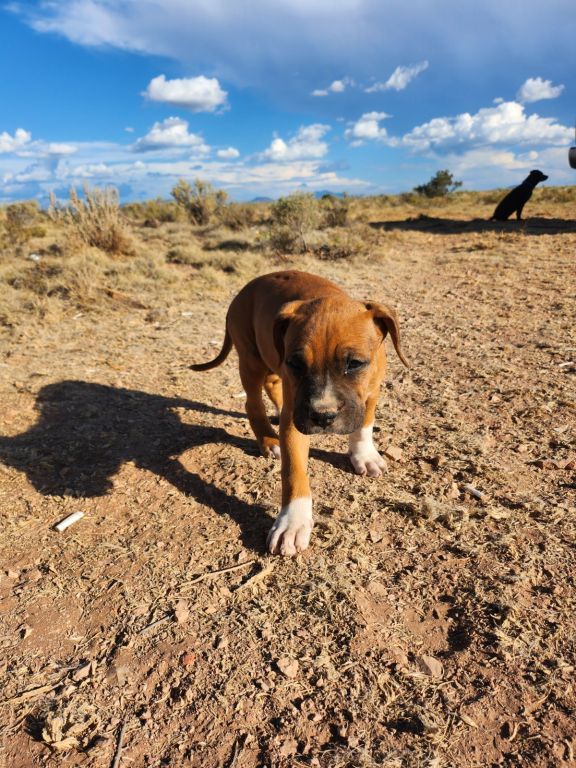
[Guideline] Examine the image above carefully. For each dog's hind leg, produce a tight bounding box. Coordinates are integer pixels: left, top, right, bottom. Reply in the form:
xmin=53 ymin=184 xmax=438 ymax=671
xmin=264 ymin=373 xmax=283 ymax=417
xmin=239 ymin=359 xmax=281 ymax=458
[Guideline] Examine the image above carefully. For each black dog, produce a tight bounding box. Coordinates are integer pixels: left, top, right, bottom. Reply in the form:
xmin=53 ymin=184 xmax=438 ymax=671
xmin=491 ymin=170 xmax=548 ymax=221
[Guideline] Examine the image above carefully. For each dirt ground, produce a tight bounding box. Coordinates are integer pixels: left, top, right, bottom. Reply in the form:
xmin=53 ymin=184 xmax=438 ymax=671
xmin=1 ymin=205 xmax=575 ymax=767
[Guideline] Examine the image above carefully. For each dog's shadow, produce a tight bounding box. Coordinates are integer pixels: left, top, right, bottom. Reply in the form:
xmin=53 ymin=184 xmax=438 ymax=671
xmin=370 ymin=216 xmax=576 ymax=235
xmin=0 ymin=380 xmax=275 ymax=552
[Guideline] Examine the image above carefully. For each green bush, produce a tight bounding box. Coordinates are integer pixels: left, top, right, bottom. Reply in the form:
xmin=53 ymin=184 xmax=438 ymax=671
xmin=171 ymin=179 xmax=228 ymax=225
xmin=123 ymin=198 xmax=182 ymax=224
xmin=414 ymin=170 xmax=463 ymax=198
xmin=314 ymin=230 xmax=364 ymax=261
xmin=3 ymin=200 xmax=43 ymax=244
xmin=50 ymin=186 xmax=133 ymax=254
xmin=269 ymin=192 xmax=321 ymax=253
xmin=319 ymin=194 xmax=350 ymax=227
xmin=216 ymin=202 xmax=259 ymax=230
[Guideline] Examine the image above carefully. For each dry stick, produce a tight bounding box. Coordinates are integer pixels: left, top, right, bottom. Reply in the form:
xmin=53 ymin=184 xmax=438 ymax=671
xmin=2 ymin=682 xmax=60 ymax=706
xmin=234 ymin=561 xmax=276 ymax=594
xmin=138 ymin=614 xmax=171 ymax=636
xmin=111 ymin=720 xmax=127 ymax=768
xmin=178 ymin=560 xmax=256 ymax=590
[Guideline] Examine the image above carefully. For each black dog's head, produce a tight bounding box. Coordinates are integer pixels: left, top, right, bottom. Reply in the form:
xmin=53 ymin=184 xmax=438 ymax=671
xmin=273 ymin=297 xmax=408 ymax=436
xmin=528 ymin=170 xmax=548 ymax=183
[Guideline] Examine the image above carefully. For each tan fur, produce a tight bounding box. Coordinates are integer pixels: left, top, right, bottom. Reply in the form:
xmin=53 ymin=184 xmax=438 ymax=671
xmin=191 ymin=270 xmax=408 ymax=555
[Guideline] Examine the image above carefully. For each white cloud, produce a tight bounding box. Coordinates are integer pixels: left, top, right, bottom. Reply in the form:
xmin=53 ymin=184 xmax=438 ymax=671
xmin=260 ymin=124 xmax=330 ymax=161
xmin=15 ymin=0 xmax=575 ymax=115
xmin=0 ymin=128 xmax=32 ymax=153
xmin=311 ymin=77 xmax=352 ymax=96
xmin=345 ymin=112 xmax=390 ymax=145
xmin=365 ymin=61 xmax=428 ymax=92
xmin=143 ymin=74 xmax=228 ymax=112
xmin=517 ymin=77 xmax=564 ymax=104
xmin=399 ymin=101 xmax=571 ymax=151
xmin=68 ymin=162 xmax=112 ymax=179
xmin=133 ymin=117 xmax=210 ymax=154
xmin=46 ymin=143 xmax=77 ymax=156
xmin=217 ymin=147 xmax=240 ymax=159
xmin=328 ymin=79 xmax=346 ymax=93
xmin=437 ymin=145 xmax=574 ymax=188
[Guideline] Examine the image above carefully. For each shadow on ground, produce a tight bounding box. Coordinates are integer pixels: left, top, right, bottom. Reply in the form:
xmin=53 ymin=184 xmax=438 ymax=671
xmin=370 ymin=216 xmax=576 ymax=235
xmin=0 ymin=380 xmax=273 ymax=551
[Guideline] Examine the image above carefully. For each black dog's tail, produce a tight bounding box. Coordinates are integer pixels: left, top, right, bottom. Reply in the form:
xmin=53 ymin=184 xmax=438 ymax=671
xmin=190 ymin=328 xmax=233 ymax=371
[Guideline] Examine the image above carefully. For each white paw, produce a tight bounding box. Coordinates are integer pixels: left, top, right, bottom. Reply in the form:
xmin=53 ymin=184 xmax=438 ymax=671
xmin=349 ymin=447 xmax=387 ymax=477
xmin=270 ymin=443 xmax=281 ymax=459
xmin=267 ymin=498 xmax=313 ymax=556
xmin=348 ymin=424 xmax=387 ymax=477
xmin=260 ymin=439 xmax=281 ymax=459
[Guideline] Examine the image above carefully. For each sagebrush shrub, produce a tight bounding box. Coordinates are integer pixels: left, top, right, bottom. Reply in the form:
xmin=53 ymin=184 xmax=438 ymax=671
xmin=171 ymin=179 xmax=228 ymax=225
xmin=269 ymin=192 xmax=320 ymax=253
xmin=3 ymin=200 xmax=45 ymax=244
xmin=50 ymin=186 xmax=133 ymax=254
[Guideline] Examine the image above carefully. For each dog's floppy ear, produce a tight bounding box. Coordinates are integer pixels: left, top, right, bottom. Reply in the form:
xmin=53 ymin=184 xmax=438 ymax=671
xmin=273 ymin=300 xmax=305 ymax=363
xmin=365 ymin=301 xmax=410 ymax=367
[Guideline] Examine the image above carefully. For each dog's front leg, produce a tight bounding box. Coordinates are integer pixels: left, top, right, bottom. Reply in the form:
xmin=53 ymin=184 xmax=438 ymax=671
xmin=267 ymin=394 xmax=312 ymax=556
xmin=348 ymin=393 xmax=387 ymax=477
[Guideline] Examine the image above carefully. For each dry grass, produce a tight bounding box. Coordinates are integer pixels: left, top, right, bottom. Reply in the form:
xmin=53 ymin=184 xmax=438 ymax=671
xmin=0 ymin=187 xmax=575 ymax=767
xmin=49 ymin=186 xmax=134 ymax=255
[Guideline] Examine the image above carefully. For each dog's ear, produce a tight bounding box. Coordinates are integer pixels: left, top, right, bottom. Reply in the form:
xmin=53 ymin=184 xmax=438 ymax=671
xmin=273 ymin=300 xmax=305 ymax=363
xmin=365 ymin=301 xmax=410 ymax=367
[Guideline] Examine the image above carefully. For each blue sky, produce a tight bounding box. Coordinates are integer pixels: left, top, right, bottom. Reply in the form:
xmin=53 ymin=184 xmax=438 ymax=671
xmin=1 ymin=0 xmax=575 ymax=203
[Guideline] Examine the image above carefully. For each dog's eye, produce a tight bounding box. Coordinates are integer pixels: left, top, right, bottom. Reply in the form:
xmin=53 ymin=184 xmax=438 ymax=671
xmin=286 ymin=354 xmax=307 ymax=373
xmin=345 ymin=358 xmax=367 ymax=374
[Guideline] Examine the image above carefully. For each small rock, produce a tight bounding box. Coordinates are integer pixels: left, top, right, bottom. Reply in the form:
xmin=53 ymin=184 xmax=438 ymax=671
xmin=420 ymin=497 xmax=443 ymax=520
xmin=181 ymin=651 xmax=196 ymax=667
xmin=390 ymin=647 xmax=409 ymax=668
xmin=6 ymin=569 xmax=19 ymax=580
xmin=20 ymin=624 xmax=33 ymax=640
xmin=279 ymin=738 xmax=298 ymax=758
xmin=25 ymin=568 xmax=43 ymax=583
xmin=384 ymin=445 xmax=404 ymax=462
xmin=107 ymin=662 xmax=129 ymax=687
xmin=72 ymin=662 xmax=91 ymax=682
xmin=368 ymin=528 xmax=383 ymax=544
xmin=531 ymin=459 xmax=558 ymax=470
xmin=276 ymin=657 xmax=299 ymax=679
xmin=174 ymin=601 xmax=190 ymax=624
xmin=416 ymin=654 xmax=443 ymax=679
xmin=367 ymin=580 xmax=387 ymax=597
xmin=447 ymin=482 xmax=460 ymax=499
xmin=462 ymin=483 xmax=485 ymax=500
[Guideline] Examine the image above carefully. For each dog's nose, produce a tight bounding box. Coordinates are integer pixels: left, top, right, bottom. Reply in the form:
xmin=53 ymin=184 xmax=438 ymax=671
xmin=310 ymin=409 xmax=338 ymax=428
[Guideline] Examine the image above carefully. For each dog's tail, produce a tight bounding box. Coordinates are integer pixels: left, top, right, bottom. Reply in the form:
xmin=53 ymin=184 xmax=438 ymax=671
xmin=190 ymin=327 xmax=233 ymax=371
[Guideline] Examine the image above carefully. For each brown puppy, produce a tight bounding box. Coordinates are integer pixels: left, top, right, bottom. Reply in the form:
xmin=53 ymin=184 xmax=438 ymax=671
xmin=191 ymin=270 xmax=408 ymax=556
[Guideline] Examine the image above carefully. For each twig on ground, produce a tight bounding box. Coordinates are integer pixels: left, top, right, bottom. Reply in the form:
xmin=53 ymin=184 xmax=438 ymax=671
xmin=111 ymin=720 xmax=127 ymax=768
xmin=178 ymin=560 xmax=256 ymax=591
xmin=234 ymin=560 xmax=276 ymax=594
xmin=2 ymin=682 xmax=61 ymax=706
xmin=138 ymin=614 xmax=171 ymax=636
